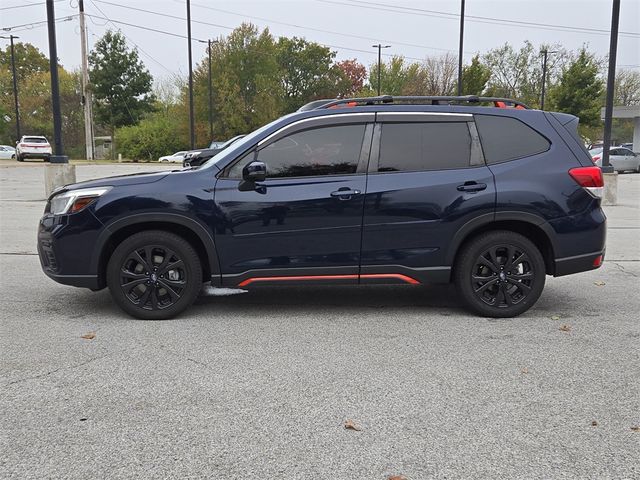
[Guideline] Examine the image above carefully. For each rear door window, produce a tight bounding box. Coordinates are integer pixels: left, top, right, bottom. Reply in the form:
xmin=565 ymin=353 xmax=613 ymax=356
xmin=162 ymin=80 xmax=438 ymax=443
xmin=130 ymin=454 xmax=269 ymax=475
xmin=474 ymin=115 xmax=550 ymax=164
xmin=377 ymin=122 xmax=472 ymax=172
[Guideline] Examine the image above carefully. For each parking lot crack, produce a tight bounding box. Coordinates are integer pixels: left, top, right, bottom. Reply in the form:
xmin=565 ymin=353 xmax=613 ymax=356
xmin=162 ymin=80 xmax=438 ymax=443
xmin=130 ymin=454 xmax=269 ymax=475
xmin=2 ymin=353 xmax=114 ymax=388
xmin=612 ymin=262 xmax=639 ymax=278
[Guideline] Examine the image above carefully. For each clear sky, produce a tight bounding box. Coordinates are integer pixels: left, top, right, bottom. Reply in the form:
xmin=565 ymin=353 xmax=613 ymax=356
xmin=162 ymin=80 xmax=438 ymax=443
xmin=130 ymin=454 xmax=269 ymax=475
xmin=1 ymin=0 xmax=639 ymax=83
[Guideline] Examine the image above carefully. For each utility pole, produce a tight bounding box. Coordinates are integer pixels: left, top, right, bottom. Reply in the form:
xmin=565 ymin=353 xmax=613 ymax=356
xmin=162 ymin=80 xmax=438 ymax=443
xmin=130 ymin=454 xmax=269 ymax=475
xmin=186 ymin=0 xmax=195 ymax=149
xmin=78 ymin=0 xmax=94 ymax=160
xmin=601 ymin=0 xmax=620 ymax=175
xmin=372 ymin=44 xmax=390 ymax=96
xmin=0 ymin=35 xmax=21 ymax=141
xmin=457 ymin=0 xmax=465 ymax=96
xmin=208 ymin=39 xmax=213 ymax=140
xmin=540 ymin=49 xmax=557 ymax=110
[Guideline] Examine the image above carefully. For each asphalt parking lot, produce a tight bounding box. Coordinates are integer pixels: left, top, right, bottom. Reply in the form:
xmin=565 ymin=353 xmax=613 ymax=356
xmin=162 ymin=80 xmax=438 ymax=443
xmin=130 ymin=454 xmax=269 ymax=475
xmin=1 ymin=162 xmax=638 ymax=479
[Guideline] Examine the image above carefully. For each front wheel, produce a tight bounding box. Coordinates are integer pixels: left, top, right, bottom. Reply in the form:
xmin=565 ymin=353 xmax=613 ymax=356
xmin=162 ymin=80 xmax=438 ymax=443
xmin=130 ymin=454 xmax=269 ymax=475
xmin=106 ymin=230 xmax=202 ymax=320
xmin=454 ymin=231 xmax=546 ymax=318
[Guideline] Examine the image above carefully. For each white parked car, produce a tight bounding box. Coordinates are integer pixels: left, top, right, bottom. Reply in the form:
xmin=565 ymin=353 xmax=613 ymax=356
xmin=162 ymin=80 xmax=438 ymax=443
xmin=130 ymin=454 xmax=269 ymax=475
xmin=16 ymin=136 xmax=52 ymax=162
xmin=590 ymin=147 xmax=640 ymax=173
xmin=0 ymin=145 xmax=16 ymax=160
xmin=158 ymin=151 xmax=187 ymax=163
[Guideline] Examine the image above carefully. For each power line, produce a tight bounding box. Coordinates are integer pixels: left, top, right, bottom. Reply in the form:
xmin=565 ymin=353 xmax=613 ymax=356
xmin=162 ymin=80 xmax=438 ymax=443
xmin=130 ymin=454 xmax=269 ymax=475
xmin=84 ymin=1 xmax=427 ymax=62
xmin=1 ymin=15 xmax=77 ymax=32
xmin=86 ymin=14 xmax=207 ymax=42
xmin=0 ymin=0 xmax=64 ymax=11
xmin=319 ymin=0 xmax=640 ymax=38
xmin=179 ymin=0 xmax=466 ymax=55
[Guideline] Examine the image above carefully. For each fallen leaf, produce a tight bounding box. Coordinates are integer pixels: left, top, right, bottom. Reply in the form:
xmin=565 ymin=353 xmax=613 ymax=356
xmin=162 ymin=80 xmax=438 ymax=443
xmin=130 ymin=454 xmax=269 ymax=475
xmin=521 ymin=367 xmax=529 ymax=374
xmin=631 ymin=426 xmax=640 ymax=432
xmin=551 ymin=315 xmax=561 ymax=321
xmin=559 ymin=325 xmax=571 ymax=332
xmin=388 ymin=476 xmax=408 ymax=480
xmin=80 ymin=332 xmax=96 ymax=340
xmin=594 ymin=281 xmax=606 ymax=286
xmin=344 ymin=419 xmax=361 ymax=431
xmin=591 ymin=420 xmax=598 ymax=426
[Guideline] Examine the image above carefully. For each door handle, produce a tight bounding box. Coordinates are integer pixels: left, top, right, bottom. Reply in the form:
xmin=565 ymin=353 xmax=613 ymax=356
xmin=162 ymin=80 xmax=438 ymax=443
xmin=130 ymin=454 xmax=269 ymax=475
xmin=457 ymin=181 xmax=487 ymax=192
xmin=330 ymin=188 xmax=361 ymax=200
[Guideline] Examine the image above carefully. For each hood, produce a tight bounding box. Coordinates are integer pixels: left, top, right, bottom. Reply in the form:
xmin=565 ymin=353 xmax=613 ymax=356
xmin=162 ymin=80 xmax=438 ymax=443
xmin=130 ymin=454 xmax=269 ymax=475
xmin=61 ymin=171 xmax=170 ymax=192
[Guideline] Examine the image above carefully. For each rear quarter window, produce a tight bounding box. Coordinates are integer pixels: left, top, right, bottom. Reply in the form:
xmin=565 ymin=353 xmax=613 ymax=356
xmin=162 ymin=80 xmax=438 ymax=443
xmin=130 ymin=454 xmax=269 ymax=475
xmin=474 ymin=115 xmax=550 ymax=164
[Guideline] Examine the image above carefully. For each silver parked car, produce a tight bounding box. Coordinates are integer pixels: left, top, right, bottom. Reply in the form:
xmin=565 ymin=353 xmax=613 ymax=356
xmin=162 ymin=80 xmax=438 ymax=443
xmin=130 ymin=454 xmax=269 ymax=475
xmin=590 ymin=147 xmax=640 ymax=173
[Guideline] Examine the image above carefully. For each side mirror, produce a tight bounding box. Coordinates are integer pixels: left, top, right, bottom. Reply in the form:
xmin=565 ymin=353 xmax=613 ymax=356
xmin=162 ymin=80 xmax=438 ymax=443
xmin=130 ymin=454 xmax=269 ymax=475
xmin=242 ymin=161 xmax=266 ymax=182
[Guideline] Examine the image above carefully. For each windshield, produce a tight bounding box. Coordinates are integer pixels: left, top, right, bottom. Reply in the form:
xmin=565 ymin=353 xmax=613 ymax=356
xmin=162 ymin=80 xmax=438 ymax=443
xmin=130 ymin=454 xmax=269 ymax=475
xmin=200 ymin=114 xmax=295 ymax=168
xmin=24 ymin=137 xmax=48 ymax=144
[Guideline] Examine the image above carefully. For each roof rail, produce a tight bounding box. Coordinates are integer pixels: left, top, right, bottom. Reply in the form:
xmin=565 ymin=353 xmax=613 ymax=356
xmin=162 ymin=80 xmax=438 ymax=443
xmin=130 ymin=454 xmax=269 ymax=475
xmin=316 ymin=95 xmax=530 ymax=110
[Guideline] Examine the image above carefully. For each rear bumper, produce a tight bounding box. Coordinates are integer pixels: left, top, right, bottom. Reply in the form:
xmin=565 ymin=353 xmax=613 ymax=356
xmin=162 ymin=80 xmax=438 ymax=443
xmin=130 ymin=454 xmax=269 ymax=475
xmin=553 ymin=250 xmax=605 ymax=277
xmin=20 ymin=152 xmax=51 ymax=159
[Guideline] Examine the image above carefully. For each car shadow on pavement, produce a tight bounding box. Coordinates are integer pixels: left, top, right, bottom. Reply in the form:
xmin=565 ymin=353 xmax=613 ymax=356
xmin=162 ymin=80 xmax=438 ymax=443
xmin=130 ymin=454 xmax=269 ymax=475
xmin=192 ymin=284 xmax=465 ymax=313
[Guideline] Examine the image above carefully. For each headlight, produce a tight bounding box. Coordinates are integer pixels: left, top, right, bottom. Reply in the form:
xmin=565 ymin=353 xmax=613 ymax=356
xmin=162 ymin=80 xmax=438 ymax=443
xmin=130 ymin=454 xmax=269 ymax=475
xmin=48 ymin=187 xmax=112 ymax=215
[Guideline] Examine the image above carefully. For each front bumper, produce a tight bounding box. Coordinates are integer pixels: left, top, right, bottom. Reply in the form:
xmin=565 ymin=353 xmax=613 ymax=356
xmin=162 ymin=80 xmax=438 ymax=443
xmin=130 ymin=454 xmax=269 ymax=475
xmin=37 ymin=209 xmax=105 ymax=290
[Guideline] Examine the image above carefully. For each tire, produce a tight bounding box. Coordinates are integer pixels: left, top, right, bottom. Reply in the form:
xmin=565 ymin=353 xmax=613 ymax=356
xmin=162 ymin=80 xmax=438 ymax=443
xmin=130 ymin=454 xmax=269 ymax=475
xmin=454 ymin=230 xmax=546 ymax=318
xmin=16 ymin=154 xmax=23 ymax=162
xmin=106 ymin=230 xmax=202 ymax=320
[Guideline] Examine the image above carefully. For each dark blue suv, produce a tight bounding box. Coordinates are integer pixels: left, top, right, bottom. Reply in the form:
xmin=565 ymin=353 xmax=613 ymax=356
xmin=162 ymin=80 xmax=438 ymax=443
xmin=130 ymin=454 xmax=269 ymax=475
xmin=38 ymin=96 xmax=606 ymax=320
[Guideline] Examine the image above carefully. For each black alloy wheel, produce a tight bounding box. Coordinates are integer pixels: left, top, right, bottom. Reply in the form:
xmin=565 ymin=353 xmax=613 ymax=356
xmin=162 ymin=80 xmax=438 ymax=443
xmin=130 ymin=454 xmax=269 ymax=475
xmin=471 ymin=245 xmax=533 ymax=308
xmin=454 ymin=230 xmax=545 ymax=317
xmin=120 ymin=246 xmax=187 ymax=311
xmin=107 ymin=230 xmax=202 ymax=320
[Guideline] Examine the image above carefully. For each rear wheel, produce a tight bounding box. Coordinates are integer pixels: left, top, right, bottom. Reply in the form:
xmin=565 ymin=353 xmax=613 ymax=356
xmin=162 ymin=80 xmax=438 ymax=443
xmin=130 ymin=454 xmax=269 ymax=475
xmin=454 ymin=230 xmax=546 ymax=318
xmin=16 ymin=154 xmax=23 ymax=162
xmin=106 ymin=230 xmax=202 ymax=320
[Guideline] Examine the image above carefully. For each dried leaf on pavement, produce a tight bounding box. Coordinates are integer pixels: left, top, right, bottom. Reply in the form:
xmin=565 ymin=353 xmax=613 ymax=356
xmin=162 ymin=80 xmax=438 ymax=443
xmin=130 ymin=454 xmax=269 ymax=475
xmin=559 ymin=325 xmax=571 ymax=332
xmin=388 ymin=476 xmax=408 ymax=480
xmin=344 ymin=419 xmax=361 ymax=431
xmin=591 ymin=420 xmax=598 ymax=426
xmin=80 ymin=332 xmax=96 ymax=340
xmin=631 ymin=426 xmax=640 ymax=432
xmin=594 ymin=281 xmax=606 ymax=286
xmin=521 ymin=367 xmax=529 ymax=374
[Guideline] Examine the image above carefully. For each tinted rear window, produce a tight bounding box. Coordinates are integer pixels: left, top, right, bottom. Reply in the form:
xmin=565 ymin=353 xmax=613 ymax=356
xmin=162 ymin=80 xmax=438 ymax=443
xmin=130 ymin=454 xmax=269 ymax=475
xmin=24 ymin=137 xmax=48 ymax=144
xmin=475 ymin=115 xmax=549 ymax=163
xmin=378 ymin=122 xmax=471 ymax=172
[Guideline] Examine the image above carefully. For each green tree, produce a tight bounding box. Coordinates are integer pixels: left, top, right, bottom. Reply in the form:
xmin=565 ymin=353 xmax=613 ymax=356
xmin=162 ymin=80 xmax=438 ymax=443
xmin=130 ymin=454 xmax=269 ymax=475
xmin=461 ymin=55 xmax=491 ymax=96
xmin=89 ymin=30 xmax=154 ymax=155
xmin=190 ymin=24 xmax=282 ymax=144
xmin=549 ymin=48 xmax=604 ymax=128
xmin=483 ymin=41 xmax=572 ymax=107
xmin=367 ymin=56 xmax=423 ymax=96
xmin=276 ymin=37 xmax=347 ymax=112
xmin=0 ymin=42 xmax=50 ymax=83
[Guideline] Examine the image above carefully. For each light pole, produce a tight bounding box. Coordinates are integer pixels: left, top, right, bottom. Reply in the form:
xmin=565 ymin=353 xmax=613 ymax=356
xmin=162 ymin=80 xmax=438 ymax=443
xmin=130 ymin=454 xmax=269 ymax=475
xmin=186 ymin=0 xmax=195 ymax=149
xmin=46 ymin=0 xmax=66 ymax=163
xmin=372 ymin=44 xmax=391 ymax=96
xmin=0 ymin=34 xmax=21 ymax=141
xmin=207 ymin=39 xmax=219 ymax=141
xmin=540 ymin=49 xmax=557 ymax=110
xmin=457 ymin=0 xmax=465 ymax=96
xmin=601 ymin=0 xmax=620 ymax=175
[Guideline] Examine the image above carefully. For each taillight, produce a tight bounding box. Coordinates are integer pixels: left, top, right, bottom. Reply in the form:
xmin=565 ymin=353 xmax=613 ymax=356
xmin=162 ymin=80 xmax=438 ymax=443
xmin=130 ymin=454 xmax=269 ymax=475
xmin=569 ymin=166 xmax=604 ymax=198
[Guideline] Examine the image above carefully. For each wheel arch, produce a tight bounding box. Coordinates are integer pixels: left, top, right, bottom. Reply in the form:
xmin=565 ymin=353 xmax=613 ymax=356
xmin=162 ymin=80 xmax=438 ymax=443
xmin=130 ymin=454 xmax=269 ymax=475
xmin=447 ymin=212 xmax=557 ymax=275
xmin=91 ymin=213 xmax=220 ymax=289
